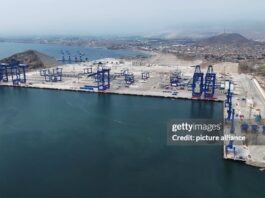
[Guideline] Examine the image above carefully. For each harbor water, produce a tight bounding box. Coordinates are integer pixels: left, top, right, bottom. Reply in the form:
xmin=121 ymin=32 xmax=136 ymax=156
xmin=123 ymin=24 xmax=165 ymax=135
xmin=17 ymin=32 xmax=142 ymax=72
xmin=0 ymin=87 xmax=264 ymax=198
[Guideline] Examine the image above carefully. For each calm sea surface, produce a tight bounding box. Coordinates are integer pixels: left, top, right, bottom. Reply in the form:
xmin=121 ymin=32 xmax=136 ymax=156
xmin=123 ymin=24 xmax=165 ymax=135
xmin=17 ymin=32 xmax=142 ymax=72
xmin=0 ymin=87 xmax=264 ymax=198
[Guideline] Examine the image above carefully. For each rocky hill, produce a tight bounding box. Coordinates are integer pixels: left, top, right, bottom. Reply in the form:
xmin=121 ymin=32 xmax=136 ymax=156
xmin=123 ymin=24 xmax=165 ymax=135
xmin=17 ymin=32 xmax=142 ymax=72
xmin=198 ymin=33 xmax=255 ymax=46
xmin=0 ymin=50 xmax=60 ymax=70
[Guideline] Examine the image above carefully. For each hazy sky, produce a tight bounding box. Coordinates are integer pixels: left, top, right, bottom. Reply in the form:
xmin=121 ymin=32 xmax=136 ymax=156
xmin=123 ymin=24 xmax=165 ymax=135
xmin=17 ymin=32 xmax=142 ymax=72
xmin=1 ymin=0 xmax=265 ymax=36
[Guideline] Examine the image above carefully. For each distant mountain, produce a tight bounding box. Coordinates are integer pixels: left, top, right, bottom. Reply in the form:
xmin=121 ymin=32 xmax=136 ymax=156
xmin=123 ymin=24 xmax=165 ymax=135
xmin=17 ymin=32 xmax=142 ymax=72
xmin=0 ymin=50 xmax=60 ymax=70
xmin=198 ymin=33 xmax=255 ymax=46
xmin=143 ymin=31 xmax=218 ymax=40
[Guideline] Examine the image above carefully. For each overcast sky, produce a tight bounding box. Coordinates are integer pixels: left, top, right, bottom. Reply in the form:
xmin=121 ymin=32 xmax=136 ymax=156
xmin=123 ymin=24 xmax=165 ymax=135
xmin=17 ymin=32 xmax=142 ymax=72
xmin=0 ymin=0 xmax=264 ymax=36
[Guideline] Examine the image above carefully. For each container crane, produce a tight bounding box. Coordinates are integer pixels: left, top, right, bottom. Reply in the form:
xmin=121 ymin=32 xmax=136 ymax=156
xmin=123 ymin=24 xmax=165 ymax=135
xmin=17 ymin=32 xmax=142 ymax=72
xmin=192 ymin=65 xmax=204 ymax=98
xmin=204 ymin=65 xmax=216 ymax=98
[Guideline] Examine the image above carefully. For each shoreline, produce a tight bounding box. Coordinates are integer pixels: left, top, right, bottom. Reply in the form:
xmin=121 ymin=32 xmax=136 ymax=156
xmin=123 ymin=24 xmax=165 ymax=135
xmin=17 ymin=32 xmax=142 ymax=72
xmin=0 ymin=84 xmax=224 ymax=103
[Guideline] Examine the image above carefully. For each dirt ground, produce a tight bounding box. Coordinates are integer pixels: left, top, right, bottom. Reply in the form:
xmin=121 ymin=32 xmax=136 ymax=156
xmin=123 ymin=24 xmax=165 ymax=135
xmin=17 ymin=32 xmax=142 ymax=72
xmin=143 ymin=53 xmax=202 ymax=66
xmin=212 ymin=62 xmax=239 ymax=74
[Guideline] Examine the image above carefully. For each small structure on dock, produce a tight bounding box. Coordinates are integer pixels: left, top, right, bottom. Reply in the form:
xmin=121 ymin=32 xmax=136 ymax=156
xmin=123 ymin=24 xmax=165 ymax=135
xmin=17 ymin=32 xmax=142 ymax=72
xmin=117 ymin=69 xmax=135 ymax=85
xmin=83 ymin=67 xmax=93 ymax=75
xmin=114 ymin=69 xmax=128 ymax=78
xmin=125 ymin=73 xmax=135 ymax=85
xmin=241 ymin=123 xmax=249 ymax=132
xmin=225 ymin=140 xmax=236 ymax=158
xmin=141 ymin=72 xmax=150 ymax=81
xmin=40 ymin=67 xmax=63 ymax=82
xmin=170 ymin=71 xmax=181 ymax=87
xmin=251 ymin=124 xmax=259 ymax=133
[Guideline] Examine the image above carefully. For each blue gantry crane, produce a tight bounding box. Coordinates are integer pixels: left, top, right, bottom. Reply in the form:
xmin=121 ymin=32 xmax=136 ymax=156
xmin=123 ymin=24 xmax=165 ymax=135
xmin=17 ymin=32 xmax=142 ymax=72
xmin=224 ymin=80 xmax=236 ymax=157
xmin=204 ymin=65 xmax=216 ymax=98
xmin=0 ymin=63 xmax=9 ymax=82
xmin=80 ymin=63 xmax=111 ymax=91
xmin=230 ymin=109 xmax=235 ymax=133
xmin=0 ymin=62 xmax=28 ymax=85
xmin=12 ymin=64 xmax=28 ymax=85
xmin=226 ymin=81 xmax=233 ymax=121
xmin=192 ymin=65 xmax=204 ymax=98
